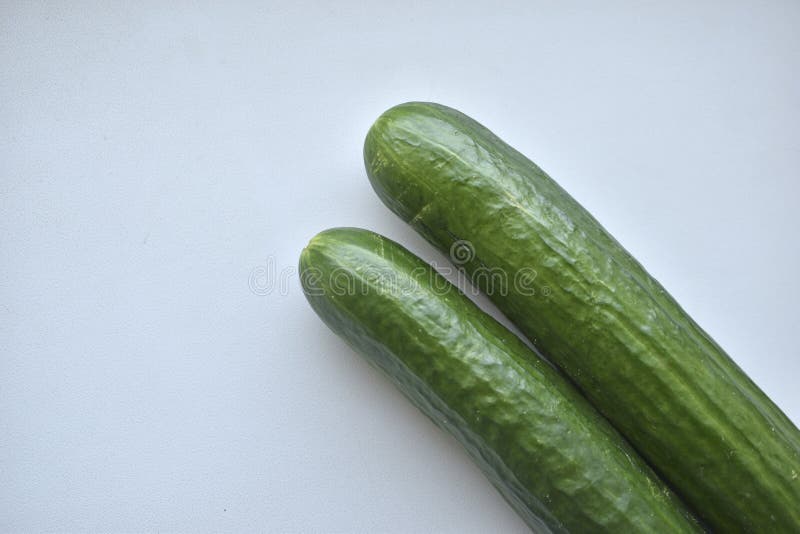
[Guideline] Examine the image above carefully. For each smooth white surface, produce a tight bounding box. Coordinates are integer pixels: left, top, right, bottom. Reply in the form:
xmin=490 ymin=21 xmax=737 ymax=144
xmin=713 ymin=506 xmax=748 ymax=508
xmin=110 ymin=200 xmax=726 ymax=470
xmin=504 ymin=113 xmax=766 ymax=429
xmin=2 ymin=2 xmax=799 ymax=532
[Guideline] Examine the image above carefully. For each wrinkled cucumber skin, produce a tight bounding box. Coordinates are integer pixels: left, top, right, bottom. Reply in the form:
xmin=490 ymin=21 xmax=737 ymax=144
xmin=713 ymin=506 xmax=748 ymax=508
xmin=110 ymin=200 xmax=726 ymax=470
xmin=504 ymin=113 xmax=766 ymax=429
xmin=300 ymin=228 xmax=701 ymax=533
xmin=363 ymin=102 xmax=800 ymax=532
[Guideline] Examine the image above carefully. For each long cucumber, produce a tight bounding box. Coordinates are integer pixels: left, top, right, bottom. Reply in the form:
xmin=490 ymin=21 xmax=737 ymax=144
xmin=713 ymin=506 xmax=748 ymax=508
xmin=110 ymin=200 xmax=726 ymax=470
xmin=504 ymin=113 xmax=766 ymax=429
xmin=299 ymin=227 xmax=700 ymax=533
xmin=364 ymin=102 xmax=800 ymax=532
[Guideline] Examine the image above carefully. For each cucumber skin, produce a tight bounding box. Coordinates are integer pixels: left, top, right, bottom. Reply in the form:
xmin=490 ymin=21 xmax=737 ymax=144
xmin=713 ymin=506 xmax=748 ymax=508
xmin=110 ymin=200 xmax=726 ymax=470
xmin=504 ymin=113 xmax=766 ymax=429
xmin=300 ymin=228 xmax=701 ymax=533
xmin=363 ymin=102 xmax=800 ymax=532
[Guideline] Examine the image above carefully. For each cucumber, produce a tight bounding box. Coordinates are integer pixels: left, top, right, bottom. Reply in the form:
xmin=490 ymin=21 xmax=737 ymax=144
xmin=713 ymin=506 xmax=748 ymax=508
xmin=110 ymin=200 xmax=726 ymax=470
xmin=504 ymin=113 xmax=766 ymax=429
xmin=363 ymin=102 xmax=800 ymax=532
xmin=300 ymin=227 xmax=701 ymax=533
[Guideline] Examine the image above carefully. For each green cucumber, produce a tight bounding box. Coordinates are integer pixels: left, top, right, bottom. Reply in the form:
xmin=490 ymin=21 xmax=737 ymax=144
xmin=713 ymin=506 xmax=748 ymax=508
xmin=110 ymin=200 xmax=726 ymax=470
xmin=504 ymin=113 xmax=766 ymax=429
xmin=363 ymin=102 xmax=800 ymax=532
xmin=300 ymin=227 xmax=701 ymax=533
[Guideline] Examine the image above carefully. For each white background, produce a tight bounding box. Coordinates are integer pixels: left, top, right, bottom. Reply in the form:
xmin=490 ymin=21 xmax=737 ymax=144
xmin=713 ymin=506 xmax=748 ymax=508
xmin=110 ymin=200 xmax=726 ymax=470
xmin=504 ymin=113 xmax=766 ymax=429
xmin=2 ymin=2 xmax=799 ymax=532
